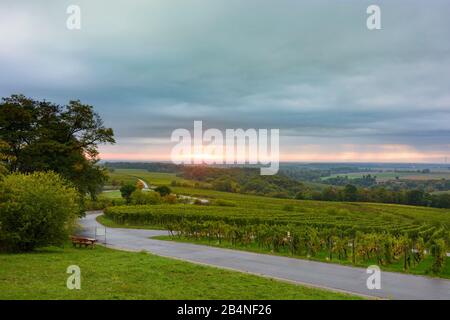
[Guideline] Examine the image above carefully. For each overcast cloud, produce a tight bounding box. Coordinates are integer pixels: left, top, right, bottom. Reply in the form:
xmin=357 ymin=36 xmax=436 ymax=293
xmin=1 ymin=0 xmax=449 ymax=162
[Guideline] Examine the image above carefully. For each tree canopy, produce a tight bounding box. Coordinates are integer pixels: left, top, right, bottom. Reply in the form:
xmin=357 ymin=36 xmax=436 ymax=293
xmin=0 ymin=94 xmax=115 ymax=199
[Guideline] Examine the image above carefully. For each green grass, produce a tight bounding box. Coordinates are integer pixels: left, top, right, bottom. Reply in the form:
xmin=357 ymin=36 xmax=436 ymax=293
xmin=152 ymin=235 xmax=450 ymax=279
xmin=0 ymin=245 xmax=360 ymax=300
xmin=137 ymin=171 xmax=190 ymax=186
xmin=101 ymin=190 xmax=122 ymax=199
xmin=108 ymin=169 xmax=190 ymax=187
xmin=107 ymin=169 xmax=140 ymax=185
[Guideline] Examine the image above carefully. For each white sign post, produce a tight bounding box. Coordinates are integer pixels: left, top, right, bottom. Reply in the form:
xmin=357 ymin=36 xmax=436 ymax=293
xmin=95 ymin=226 xmax=106 ymax=244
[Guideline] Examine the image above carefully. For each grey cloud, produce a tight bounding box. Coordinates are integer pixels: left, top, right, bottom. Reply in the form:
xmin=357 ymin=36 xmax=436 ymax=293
xmin=1 ymin=0 xmax=450 ymax=161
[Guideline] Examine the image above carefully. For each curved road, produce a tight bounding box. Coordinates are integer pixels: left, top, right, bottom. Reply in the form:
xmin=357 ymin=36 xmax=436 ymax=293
xmin=79 ymin=212 xmax=450 ymax=300
xmin=137 ymin=178 xmax=149 ymax=190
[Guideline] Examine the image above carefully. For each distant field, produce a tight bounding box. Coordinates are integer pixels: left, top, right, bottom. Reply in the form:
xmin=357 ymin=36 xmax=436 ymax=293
xmin=403 ymin=172 xmax=450 ymax=180
xmin=107 ymin=169 xmax=190 ymax=187
xmin=431 ymin=190 xmax=450 ymax=195
xmin=106 ymin=169 xmax=140 ymax=185
xmin=303 ymin=181 xmax=329 ymax=191
xmin=322 ymin=171 xmax=450 ymax=182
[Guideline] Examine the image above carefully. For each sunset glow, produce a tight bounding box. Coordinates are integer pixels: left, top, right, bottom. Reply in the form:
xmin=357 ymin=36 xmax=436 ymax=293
xmin=100 ymin=144 xmax=450 ymax=163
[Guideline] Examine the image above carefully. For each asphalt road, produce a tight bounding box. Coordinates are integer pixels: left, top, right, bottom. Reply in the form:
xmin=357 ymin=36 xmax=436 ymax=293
xmin=79 ymin=212 xmax=450 ymax=300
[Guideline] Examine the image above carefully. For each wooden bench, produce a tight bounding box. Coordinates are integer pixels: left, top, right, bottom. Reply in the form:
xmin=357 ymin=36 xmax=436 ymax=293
xmin=70 ymin=236 xmax=97 ymax=248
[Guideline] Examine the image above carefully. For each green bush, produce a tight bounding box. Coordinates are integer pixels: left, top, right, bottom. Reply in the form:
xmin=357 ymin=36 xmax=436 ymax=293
xmin=131 ymin=190 xmax=161 ymax=205
xmin=0 ymin=172 xmax=80 ymax=252
xmin=120 ymin=183 xmax=136 ymax=203
xmin=155 ymin=185 xmax=171 ymax=197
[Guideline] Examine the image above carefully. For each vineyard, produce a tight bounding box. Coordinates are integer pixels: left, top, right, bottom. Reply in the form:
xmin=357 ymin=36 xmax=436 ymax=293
xmin=105 ymin=198 xmax=450 ymax=274
xmin=104 ymin=203 xmax=450 ymax=235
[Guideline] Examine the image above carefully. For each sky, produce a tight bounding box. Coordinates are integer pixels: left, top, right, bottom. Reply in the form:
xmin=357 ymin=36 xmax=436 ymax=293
xmin=1 ymin=0 xmax=450 ymax=163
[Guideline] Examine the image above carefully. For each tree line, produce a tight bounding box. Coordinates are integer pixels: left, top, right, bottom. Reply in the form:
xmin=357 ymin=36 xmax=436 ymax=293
xmin=297 ymin=184 xmax=450 ymax=209
xmin=180 ymin=166 xmax=450 ymax=209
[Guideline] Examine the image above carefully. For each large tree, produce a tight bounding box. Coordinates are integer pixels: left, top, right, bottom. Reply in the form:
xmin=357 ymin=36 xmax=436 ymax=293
xmin=0 ymin=94 xmax=115 ymax=199
xmin=0 ymin=139 xmax=12 ymax=177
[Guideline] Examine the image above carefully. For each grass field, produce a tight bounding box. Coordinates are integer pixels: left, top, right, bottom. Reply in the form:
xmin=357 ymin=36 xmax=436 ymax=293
xmin=108 ymin=169 xmax=190 ymax=187
xmin=0 ymin=245 xmax=359 ymax=300
xmin=101 ymin=190 xmax=122 ymax=199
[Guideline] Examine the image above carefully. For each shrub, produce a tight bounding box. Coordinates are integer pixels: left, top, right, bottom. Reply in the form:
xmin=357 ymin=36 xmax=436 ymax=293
xmin=84 ymin=197 xmax=110 ymax=210
xmin=130 ymin=190 xmax=161 ymax=205
xmin=155 ymin=185 xmax=171 ymax=197
xmin=0 ymin=172 xmax=80 ymax=252
xmin=120 ymin=183 xmax=136 ymax=203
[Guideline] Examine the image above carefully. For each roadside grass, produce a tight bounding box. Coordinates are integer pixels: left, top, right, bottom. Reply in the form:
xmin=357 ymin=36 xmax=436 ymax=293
xmin=0 ymin=245 xmax=360 ymax=300
xmin=152 ymin=235 xmax=450 ymax=280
